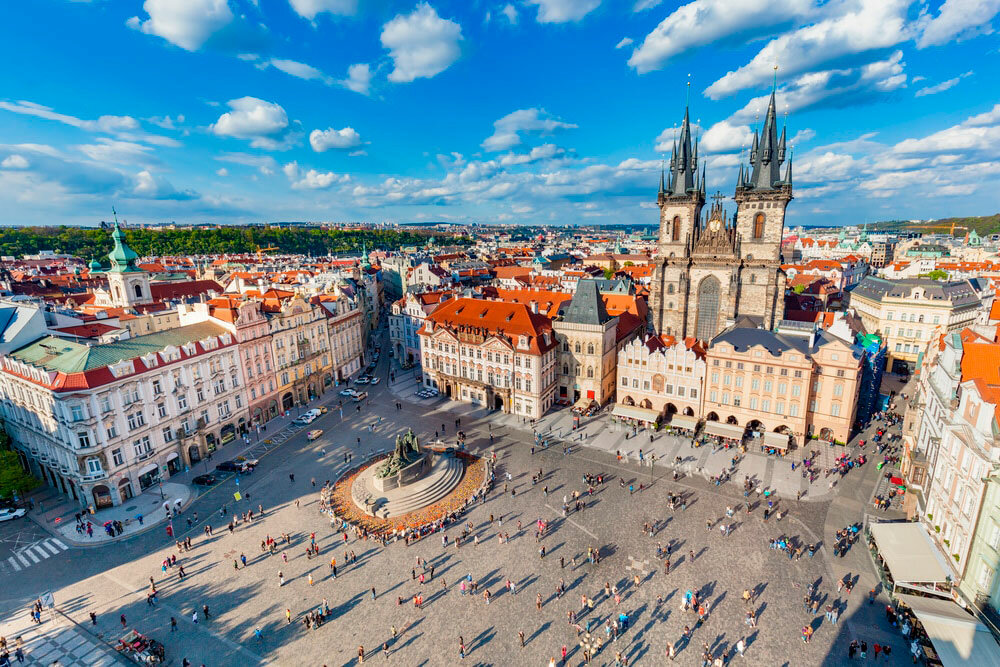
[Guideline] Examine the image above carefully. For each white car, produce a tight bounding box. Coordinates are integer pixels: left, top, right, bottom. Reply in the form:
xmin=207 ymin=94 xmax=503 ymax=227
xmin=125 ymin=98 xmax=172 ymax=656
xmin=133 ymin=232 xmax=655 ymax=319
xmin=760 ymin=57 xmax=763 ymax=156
xmin=294 ymin=409 xmax=322 ymax=425
xmin=369 ymin=377 xmax=381 ymax=385
xmin=0 ymin=507 xmax=27 ymax=522
xmin=339 ymin=389 xmax=357 ymax=397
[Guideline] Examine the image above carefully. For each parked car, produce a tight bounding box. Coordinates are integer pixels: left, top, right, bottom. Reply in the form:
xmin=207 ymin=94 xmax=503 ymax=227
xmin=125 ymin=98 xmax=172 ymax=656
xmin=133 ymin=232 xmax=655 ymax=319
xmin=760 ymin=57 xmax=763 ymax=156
xmin=192 ymin=474 xmax=218 ymax=486
xmin=369 ymin=376 xmax=381 ymax=385
xmin=353 ymin=391 xmax=368 ymax=402
xmin=0 ymin=507 xmax=27 ymax=522
xmin=355 ymin=377 xmax=370 ymax=385
xmin=339 ymin=389 xmax=357 ymax=397
xmin=307 ymin=429 xmax=324 ymax=441
xmin=319 ymin=406 xmax=328 ymax=414
xmin=294 ymin=409 xmax=322 ymax=425
xmin=233 ymin=455 xmax=259 ymax=467
xmin=215 ymin=460 xmax=253 ymax=474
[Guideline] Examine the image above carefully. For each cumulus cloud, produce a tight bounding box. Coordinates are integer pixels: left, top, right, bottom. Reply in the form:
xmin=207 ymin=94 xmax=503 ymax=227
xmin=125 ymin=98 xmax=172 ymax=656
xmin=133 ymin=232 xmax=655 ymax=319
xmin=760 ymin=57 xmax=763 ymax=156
xmin=628 ymin=0 xmax=814 ymax=74
xmin=210 ymin=97 xmax=300 ymax=150
xmin=700 ymin=121 xmax=752 ymax=153
xmin=216 ymin=167 xmax=228 ymax=176
xmin=892 ymin=104 xmax=1000 ymax=157
xmin=525 ymin=0 xmax=601 ymax=23
xmin=127 ymin=0 xmax=233 ymax=51
xmin=1 ymin=155 xmax=29 ymax=169
xmin=501 ymin=4 xmax=518 ymax=24
xmin=309 ymin=127 xmax=362 ymax=152
xmin=381 ymin=3 xmax=462 ymax=83
xmin=341 ymin=63 xmax=372 ymax=95
xmin=917 ymin=0 xmax=1000 ymax=47
xmin=283 ymin=161 xmax=350 ymax=189
xmin=287 ymin=0 xmax=357 ymax=20
xmin=482 ymin=108 xmax=577 ymax=151
xmin=705 ymin=0 xmax=910 ymax=99
xmin=77 ymin=138 xmax=158 ymax=166
xmin=633 ymin=0 xmax=662 ymax=10
xmin=790 ymin=128 xmax=816 ymax=145
xmin=132 ymin=169 xmax=198 ymax=200
xmin=146 ymin=114 xmax=185 ymax=129
xmin=615 ymin=37 xmax=633 ymax=49
xmin=796 ymin=151 xmax=862 ymax=183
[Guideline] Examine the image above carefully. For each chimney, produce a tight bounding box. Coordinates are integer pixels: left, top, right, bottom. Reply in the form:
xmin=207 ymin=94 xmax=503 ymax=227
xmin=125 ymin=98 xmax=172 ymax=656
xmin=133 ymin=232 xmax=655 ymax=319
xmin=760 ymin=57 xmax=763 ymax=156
xmin=530 ymin=300 xmax=538 ymax=314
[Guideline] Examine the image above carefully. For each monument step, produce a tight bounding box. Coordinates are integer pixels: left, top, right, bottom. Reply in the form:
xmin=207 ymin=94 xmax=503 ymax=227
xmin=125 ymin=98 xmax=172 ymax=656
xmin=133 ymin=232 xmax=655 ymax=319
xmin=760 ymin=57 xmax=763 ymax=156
xmin=383 ymin=456 xmax=464 ymax=516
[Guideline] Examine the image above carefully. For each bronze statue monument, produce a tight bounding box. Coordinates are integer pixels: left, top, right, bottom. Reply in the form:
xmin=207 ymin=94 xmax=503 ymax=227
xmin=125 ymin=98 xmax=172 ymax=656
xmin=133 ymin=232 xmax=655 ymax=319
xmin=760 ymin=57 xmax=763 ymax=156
xmin=376 ymin=429 xmax=423 ymax=479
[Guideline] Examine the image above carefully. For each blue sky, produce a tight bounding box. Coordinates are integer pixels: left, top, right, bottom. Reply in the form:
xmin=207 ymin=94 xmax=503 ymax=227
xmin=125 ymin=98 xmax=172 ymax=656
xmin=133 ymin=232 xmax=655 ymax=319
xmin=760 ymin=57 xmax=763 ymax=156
xmin=1 ymin=0 xmax=999 ymax=228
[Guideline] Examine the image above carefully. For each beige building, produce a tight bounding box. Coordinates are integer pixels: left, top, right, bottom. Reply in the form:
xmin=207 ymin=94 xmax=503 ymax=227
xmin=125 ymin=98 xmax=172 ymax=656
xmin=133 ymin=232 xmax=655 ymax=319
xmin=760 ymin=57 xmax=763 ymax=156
xmin=266 ymin=293 xmax=333 ymax=411
xmin=418 ymin=298 xmax=558 ymax=419
xmin=552 ymin=280 xmax=622 ymax=407
xmin=615 ymin=335 xmax=706 ymax=425
xmin=702 ymin=322 xmax=861 ymax=448
xmin=849 ymin=277 xmax=991 ymax=371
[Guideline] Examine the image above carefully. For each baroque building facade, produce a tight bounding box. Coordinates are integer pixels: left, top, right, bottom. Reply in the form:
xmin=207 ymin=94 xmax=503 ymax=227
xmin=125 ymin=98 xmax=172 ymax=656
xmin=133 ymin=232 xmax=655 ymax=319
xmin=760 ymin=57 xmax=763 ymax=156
xmin=649 ymin=91 xmax=793 ymax=340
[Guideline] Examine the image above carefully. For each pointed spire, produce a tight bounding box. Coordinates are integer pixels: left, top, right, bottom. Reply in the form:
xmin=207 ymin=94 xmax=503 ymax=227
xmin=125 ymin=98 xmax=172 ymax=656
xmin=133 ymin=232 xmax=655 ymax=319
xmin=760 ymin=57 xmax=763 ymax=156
xmin=784 ymin=151 xmax=793 ymax=186
xmin=748 ymin=73 xmax=783 ymax=190
xmin=658 ymin=165 xmax=665 ymax=197
xmin=777 ymin=125 xmax=787 ymax=164
xmin=701 ymin=163 xmax=706 ymax=196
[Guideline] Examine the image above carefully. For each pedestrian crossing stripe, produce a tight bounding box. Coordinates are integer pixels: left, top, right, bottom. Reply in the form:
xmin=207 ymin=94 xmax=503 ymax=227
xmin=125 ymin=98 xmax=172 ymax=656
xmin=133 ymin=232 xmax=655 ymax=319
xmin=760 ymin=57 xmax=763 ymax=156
xmin=24 ymin=549 xmax=40 ymax=564
xmin=8 ymin=556 xmax=22 ymax=571
xmin=6 ymin=538 xmax=70 ymax=572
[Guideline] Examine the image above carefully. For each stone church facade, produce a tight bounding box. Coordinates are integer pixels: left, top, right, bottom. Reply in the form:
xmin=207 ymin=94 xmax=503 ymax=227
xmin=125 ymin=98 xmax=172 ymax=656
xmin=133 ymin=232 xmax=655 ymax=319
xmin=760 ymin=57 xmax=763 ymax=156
xmin=649 ymin=90 xmax=793 ymax=340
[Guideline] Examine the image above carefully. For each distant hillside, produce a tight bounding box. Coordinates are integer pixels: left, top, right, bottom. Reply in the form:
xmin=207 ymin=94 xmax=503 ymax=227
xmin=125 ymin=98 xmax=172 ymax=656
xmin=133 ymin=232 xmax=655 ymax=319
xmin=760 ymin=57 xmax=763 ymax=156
xmin=874 ymin=214 xmax=1000 ymax=236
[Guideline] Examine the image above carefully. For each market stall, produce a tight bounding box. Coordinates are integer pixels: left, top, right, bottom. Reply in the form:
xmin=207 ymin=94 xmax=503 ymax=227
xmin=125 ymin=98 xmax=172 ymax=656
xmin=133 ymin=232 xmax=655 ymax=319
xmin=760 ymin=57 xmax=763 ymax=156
xmin=868 ymin=521 xmax=954 ymax=599
xmin=895 ymin=593 xmax=1000 ymax=666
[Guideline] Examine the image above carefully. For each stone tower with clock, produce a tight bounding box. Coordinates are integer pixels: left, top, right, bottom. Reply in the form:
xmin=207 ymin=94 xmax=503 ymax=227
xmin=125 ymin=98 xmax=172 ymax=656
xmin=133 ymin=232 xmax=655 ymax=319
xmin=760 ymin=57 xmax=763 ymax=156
xmin=649 ymin=88 xmax=792 ymax=341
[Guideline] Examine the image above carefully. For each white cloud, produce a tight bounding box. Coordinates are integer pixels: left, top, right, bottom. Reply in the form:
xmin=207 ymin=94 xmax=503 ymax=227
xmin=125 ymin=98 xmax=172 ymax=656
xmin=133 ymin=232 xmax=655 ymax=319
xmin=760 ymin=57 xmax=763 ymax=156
xmin=526 ymin=0 xmax=600 ymax=23
xmin=283 ymin=161 xmax=350 ymax=189
xmin=341 ymin=63 xmax=372 ymax=95
xmin=705 ymin=0 xmax=910 ymax=99
xmin=309 ymin=127 xmax=362 ymax=152
xmin=914 ymin=71 xmax=972 ymax=97
xmin=725 ymin=51 xmax=907 ymax=124
xmin=501 ymin=4 xmax=518 ymax=24
xmin=287 ymin=0 xmax=357 ymax=20
xmin=482 ymin=108 xmax=577 ymax=151
xmin=132 ymin=170 xmax=198 ymax=200
xmin=216 ymin=167 xmax=228 ymax=176
xmin=146 ymin=114 xmax=185 ymax=129
xmin=917 ymin=0 xmax=1000 ymax=48
xmin=499 ymin=144 xmax=565 ymax=166
xmin=628 ymin=0 xmax=814 ymax=74
xmin=633 ymin=0 xmax=662 ymax=10
xmin=700 ymin=121 xmax=753 ymax=153
xmin=790 ymin=128 xmax=816 ymax=145
xmin=1 ymin=155 xmax=29 ymax=169
xmin=796 ymin=151 xmax=861 ymax=183
xmin=615 ymin=37 xmax=633 ymax=49
xmin=128 ymin=0 xmax=233 ymax=51
xmin=264 ymin=58 xmax=332 ymax=83
xmin=893 ymin=111 xmax=1000 ymax=157
xmin=77 ymin=138 xmax=157 ymax=165
xmin=210 ymin=97 xmax=300 ymax=150
xmin=381 ymin=3 xmax=462 ymax=83
xmin=964 ymin=103 xmax=1000 ymax=127
xmin=215 ymin=152 xmax=278 ymax=175
xmin=0 ymin=100 xmax=180 ymax=147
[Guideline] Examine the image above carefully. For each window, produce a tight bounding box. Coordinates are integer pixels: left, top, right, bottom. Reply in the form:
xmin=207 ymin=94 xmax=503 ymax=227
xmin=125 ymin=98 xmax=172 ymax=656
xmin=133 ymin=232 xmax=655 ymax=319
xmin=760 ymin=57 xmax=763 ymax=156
xmin=933 ymin=315 xmax=940 ymax=324
xmin=762 ymin=399 xmax=770 ymax=412
xmin=711 ymin=372 xmax=719 ymax=384
xmin=887 ymin=312 xmax=894 ymax=321
xmin=766 ymin=366 xmax=774 ymax=374
xmin=178 ymin=394 xmax=188 ymax=411
xmin=734 ymin=396 xmax=742 ymax=407
xmin=665 ymin=384 xmax=674 ymax=394
xmin=764 ymin=380 xmax=772 ymax=392
xmin=71 ymin=405 xmax=84 ymax=421
xmin=677 ymin=387 xmax=685 ymax=397
xmin=163 ymin=427 xmax=174 ymax=442
xmin=790 ymin=403 xmax=799 ymax=417
xmin=152 ymin=380 xmax=162 ymax=395
xmin=525 ymin=379 xmax=531 ymax=392
xmin=735 ymin=376 xmax=743 ymax=388
xmin=112 ymin=448 xmax=124 ymax=467
xmin=834 ymin=384 xmax=843 ymax=397
xmin=157 ymin=403 xmax=167 ymax=418
xmin=791 ymin=385 xmax=801 ymax=397
xmin=587 ymin=343 xmax=594 ymax=355
xmin=621 ymin=377 xmax=628 ymax=387
xmin=832 ymin=403 xmax=841 ymax=417
xmin=77 ymin=432 xmax=91 ymax=448
xmin=671 ymin=215 xmax=681 ymax=241
xmin=235 ymin=394 xmax=243 ymax=409
xmin=753 ymin=365 xmax=761 ymax=372
xmin=709 ymin=390 xmax=718 ymax=402
xmin=751 ymin=378 xmax=760 ymax=390
xmin=780 ymin=368 xmax=788 ymax=376
xmin=837 ymin=369 xmax=845 ymax=378
xmin=778 ymin=382 xmax=787 ymax=395
xmin=132 ymin=436 xmax=152 ymax=457
xmin=722 ymin=393 xmax=730 ymax=405
xmin=106 ymin=424 xmax=118 ymax=440
xmin=86 ymin=458 xmax=102 ymax=474
xmin=793 ymin=370 xmax=803 ymax=378
xmin=810 ymin=400 xmax=818 ymax=412
xmin=978 ymin=562 xmax=995 ymax=591
xmin=895 ymin=343 xmax=902 ymax=352
xmin=196 ymin=388 xmax=205 ymax=402
xmin=100 ymin=395 xmax=112 ymax=412
xmin=753 ymin=212 xmax=764 ymax=239
xmin=737 ymin=363 xmax=744 ymax=370
xmin=127 ymin=411 xmax=145 ymax=430
xmin=213 ymin=379 xmax=225 ymax=395
xmin=776 ymin=401 xmax=784 ymax=415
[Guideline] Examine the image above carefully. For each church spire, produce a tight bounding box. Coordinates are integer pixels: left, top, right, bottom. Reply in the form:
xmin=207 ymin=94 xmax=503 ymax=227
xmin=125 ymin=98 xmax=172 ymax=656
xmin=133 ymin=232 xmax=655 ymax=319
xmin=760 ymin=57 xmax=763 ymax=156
xmin=667 ymin=99 xmax=698 ymax=195
xmin=746 ymin=67 xmax=786 ymax=191
xmin=784 ymin=150 xmax=793 ymax=186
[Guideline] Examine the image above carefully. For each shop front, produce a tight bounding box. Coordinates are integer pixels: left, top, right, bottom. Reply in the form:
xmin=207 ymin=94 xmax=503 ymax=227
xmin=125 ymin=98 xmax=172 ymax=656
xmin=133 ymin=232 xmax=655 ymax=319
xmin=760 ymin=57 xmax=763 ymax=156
xmin=137 ymin=463 xmax=159 ymax=491
xmin=166 ymin=452 xmax=181 ymax=476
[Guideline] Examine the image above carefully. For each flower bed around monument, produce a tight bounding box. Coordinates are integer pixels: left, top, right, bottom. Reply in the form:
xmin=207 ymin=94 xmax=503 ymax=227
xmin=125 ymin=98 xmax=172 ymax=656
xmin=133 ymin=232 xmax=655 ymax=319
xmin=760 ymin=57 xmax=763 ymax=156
xmin=327 ymin=449 xmax=484 ymax=535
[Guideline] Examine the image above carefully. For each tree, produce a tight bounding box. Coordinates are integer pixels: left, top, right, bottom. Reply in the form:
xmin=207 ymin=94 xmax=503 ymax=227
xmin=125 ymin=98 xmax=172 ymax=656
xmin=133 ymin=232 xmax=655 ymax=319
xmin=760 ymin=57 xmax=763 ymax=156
xmin=925 ymin=269 xmax=948 ymax=281
xmin=0 ymin=451 xmax=40 ymax=500
xmin=603 ymin=268 xmax=615 ymax=280
xmin=793 ymin=284 xmax=806 ymax=294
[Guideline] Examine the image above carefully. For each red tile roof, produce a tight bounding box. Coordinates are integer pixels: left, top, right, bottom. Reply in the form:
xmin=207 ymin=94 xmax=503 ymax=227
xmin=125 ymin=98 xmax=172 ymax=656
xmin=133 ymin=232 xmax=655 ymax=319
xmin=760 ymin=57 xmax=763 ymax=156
xmin=420 ymin=297 xmax=557 ymax=355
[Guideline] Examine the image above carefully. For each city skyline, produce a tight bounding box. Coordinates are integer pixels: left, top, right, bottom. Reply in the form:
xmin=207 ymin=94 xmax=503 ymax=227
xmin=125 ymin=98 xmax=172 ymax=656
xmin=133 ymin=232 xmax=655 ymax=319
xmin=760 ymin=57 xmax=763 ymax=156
xmin=1 ymin=0 xmax=999 ymax=228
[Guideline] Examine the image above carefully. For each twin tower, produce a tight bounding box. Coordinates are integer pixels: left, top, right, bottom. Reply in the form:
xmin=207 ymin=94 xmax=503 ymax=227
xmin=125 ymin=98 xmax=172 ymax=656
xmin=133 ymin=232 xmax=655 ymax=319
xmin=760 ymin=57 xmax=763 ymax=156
xmin=648 ymin=89 xmax=794 ymax=341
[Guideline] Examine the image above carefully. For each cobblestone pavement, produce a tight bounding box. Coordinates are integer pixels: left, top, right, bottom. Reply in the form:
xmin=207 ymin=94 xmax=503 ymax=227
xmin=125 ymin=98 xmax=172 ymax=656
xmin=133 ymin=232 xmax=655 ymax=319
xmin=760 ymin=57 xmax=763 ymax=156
xmin=0 ymin=335 xmax=912 ymax=666
xmin=0 ymin=607 xmax=125 ymax=666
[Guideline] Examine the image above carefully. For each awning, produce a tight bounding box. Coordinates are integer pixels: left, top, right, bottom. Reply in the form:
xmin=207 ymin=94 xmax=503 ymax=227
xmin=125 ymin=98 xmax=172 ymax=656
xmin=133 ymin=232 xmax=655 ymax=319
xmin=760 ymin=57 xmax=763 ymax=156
xmin=669 ymin=415 xmax=699 ymax=431
xmin=896 ymin=594 xmax=1000 ymax=667
xmin=165 ymin=452 xmax=179 ymax=462
xmin=137 ymin=462 xmax=158 ymax=476
xmin=763 ymin=431 xmax=791 ymax=449
xmin=869 ymin=522 xmax=952 ymax=585
xmin=612 ymin=404 xmax=661 ymax=423
xmin=704 ymin=421 xmax=744 ymax=440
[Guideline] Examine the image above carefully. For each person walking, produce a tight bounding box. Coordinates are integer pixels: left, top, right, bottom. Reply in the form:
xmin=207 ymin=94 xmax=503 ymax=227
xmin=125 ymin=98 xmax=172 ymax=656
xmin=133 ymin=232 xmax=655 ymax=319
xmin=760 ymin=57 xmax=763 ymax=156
xmin=459 ymin=636 xmax=465 ymax=660
xmin=278 ymin=571 xmax=284 ymax=586
xmin=286 ymin=608 xmax=291 ymax=624
xmin=518 ymin=630 xmax=525 ymax=647
xmin=170 ymin=617 xmax=177 ymax=632
xmin=358 ymin=645 xmax=365 ymax=663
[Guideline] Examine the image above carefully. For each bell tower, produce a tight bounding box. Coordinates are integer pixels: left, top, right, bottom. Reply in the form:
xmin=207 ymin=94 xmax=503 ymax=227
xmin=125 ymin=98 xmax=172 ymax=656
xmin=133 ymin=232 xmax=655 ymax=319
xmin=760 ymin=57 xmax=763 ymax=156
xmin=650 ymin=98 xmax=706 ymax=337
xmin=733 ymin=80 xmax=793 ymax=330
xmin=105 ymin=222 xmax=152 ymax=308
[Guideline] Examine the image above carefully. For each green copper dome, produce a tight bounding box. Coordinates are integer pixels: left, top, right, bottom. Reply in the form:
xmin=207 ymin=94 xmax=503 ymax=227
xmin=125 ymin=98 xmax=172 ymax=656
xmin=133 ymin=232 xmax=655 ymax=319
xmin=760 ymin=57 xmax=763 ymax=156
xmin=107 ymin=223 xmax=142 ymax=273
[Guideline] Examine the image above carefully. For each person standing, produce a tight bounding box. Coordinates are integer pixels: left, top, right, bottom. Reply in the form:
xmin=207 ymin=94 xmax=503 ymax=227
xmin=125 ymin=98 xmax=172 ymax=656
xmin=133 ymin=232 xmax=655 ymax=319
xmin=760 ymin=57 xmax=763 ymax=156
xmin=459 ymin=636 xmax=465 ymax=660
xmin=518 ymin=630 xmax=525 ymax=647
xmin=358 ymin=645 xmax=365 ymax=663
